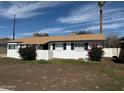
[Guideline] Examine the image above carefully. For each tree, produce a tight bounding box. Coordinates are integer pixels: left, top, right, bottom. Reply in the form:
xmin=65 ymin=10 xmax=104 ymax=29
xmin=98 ymin=1 xmax=105 ymax=33
xmin=104 ymin=33 xmax=119 ymax=48
xmin=33 ymin=32 xmax=49 ymax=37
xmin=13 ymin=15 xmax=16 ymax=40
xmin=77 ymin=31 xmax=94 ymax=34
xmin=88 ymin=43 xmax=104 ymax=61
xmin=0 ymin=38 xmax=10 ymax=43
xmin=43 ymin=33 xmax=49 ymax=36
xmin=70 ymin=31 xmax=94 ymax=35
xmin=119 ymin=36 xmax=124 ymax=41
xmin=18 ymin=45 xmax=36 ymax=60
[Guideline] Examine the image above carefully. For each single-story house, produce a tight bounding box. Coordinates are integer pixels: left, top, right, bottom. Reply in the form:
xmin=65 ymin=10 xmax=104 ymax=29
xmin=7 ymin=34 xmax=105 ymax=60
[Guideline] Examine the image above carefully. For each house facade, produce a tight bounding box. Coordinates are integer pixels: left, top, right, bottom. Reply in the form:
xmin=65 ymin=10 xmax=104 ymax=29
xmin=7 ymin=34 xmax=105 ymax=60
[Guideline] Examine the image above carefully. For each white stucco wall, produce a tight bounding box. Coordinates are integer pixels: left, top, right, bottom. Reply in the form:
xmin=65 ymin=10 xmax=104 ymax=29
xmin=7 ymin=49 xmax=49 ymax=60
xmin=103 ymin=48 xmax=120 ymax=57
xmin=49 ymin=42 xmax=89 ymax=59
xmin=7 ymin=48 xmax=121 ymax=60
xmin=7 ymin=49 xmax=20 ymax=59
xmin=7 ymin=42 xmax=121 ymax=61
xmin=52 ymin=50 xmax=88 ymax=59
xmin=7 ymin=43 xmax=20 ymax=59
xmin=49 ymin=42 xmax=86 ymax=51
xmin=36 ymin=50 xmax=49 ymax=60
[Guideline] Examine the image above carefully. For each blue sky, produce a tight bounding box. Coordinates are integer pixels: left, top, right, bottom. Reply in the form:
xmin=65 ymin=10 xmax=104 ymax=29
xmin=0 ymin=1 xmax=124 ymax=38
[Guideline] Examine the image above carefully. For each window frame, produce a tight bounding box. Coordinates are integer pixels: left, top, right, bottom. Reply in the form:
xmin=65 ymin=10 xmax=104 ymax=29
xmin=8 ymin=44 xmax=17 ymax=50
xmin=74 ymin=43 xmax=84 ymax=51
xmin=55 ymin=43 xmax=63 ymax=50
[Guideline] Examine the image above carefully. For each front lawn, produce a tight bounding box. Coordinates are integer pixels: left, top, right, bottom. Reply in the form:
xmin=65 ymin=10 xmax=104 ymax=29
xmin=0 ymin=58 xmax=94 ymax=64
xmin=0 ymin=57 xmax=124 ymax=91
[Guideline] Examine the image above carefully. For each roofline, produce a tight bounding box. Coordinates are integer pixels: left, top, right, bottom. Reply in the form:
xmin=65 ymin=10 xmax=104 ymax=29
xmin=9 ymin=33 xmax=105 ymax=39
xmin=7 ymin=40 xmax=105 ymax=45
xmin=6 ymin=33 xmax=105 ymax=44
xmin=49 ymin=40 xmax=105 ymax=42
xmin=6 ymin=41 xmax=22 ymax=43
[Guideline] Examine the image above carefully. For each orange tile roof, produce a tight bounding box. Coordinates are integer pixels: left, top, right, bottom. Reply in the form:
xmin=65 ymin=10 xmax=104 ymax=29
xmin=8 ymin=34 xmax=105 ymax=44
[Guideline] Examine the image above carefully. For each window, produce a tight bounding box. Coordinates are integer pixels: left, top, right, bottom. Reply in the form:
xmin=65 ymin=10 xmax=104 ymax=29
xmin=71 ymin=43 xmax=74 ymax=50
xmin=8 ymin=44 xmax=17 ymax=50
xmin=74 ymin=43 xmax=84 ymax=50
xmin=37 ymin=45 xmax=43 ymax=50
xmin=63 ymin=43 xmax=66 ymax=50
xmin=56 ymin=43 xmax=63 ymax=50
xmin=84 ymin=43 xmax=88 ymax=50
xmin=43 ymin=43 xmax=48 ymax=50
xmin=53 ymin=43 xmax=55 ymax=50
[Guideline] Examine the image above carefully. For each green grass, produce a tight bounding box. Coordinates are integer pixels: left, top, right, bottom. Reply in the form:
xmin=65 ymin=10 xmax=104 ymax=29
xmin=102 ymin=67 xmax=116 ymax=76
xmin=0 ymin=57 xmax=22 ymax=64
xmin=0 ymin=57 xmax=99 ymax=65
xmin=23 ymin=58 xmax=87 ymax=64
xmin=49 ymin=58 xmax=84 ymax=64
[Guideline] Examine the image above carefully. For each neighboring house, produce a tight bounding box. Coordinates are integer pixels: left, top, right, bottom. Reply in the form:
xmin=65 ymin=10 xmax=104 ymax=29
xmin=7 ymin=34 xmax=105 ymax=60
xmin=0 ymin=38 xmax=10 ymax=55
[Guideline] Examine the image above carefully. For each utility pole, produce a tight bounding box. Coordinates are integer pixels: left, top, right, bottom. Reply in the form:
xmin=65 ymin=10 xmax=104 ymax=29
xmin=13 ymin=14 xmax=16 ymax=40
xmin=98 ymin=1 xmax=105 ymax=33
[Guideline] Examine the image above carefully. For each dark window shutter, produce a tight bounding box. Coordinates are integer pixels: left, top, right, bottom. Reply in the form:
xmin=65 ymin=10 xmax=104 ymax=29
xmin=53 ymin=43 xmax=55 ymax=50
xmin=85 ymin=43 xmax=88 ymax=50
xmin=63 ymin=43 xmax=66 ymax=50
xmin=71 ymin=43 xmax=74 ymax=50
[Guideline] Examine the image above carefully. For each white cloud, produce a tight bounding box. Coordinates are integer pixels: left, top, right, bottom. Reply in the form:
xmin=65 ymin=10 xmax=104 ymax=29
xmin=102 ymin=7 xmax=124 ymax=23
xmin=56 ymin=3 xmax=99 ymax=24
xmin=16 ymin=22 xmax=124 ymax=37
xmin=18 ymin=32 xmax=33 ymax=36
xmin=103 ymin=13 xmax=124 ymax=24
xmin=85 ymin=23 xmax=123 ymax=31
xmin=56 ymin=1 xmax=124 ymax=28
xmin=37 ymin=27 xmax=74 ymax=34
xmin=38 ymin=28 xmax=63 ymax=33
xmin=17 ymin=27 xmax=73 ymax=37
xmin=0 ymin=1 xmax=62 ymax=19
xmin=103 ymin=17 xmax=124 ymax=24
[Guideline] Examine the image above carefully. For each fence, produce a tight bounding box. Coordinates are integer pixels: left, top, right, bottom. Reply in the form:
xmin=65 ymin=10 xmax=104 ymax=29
xmin=103 ymin=48 xmax=120 ymax=57
xmin=7 ymin=48 xmax=121 ymax=60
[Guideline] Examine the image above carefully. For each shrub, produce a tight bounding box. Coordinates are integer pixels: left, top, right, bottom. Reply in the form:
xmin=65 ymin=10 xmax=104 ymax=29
xmin=18 ymin=45 xmax=36 ymax=60
xmin=88 ymin=43 xmax=104 ymax=61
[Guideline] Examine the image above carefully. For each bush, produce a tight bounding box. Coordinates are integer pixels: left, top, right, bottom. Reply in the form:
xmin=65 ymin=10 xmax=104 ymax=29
xmin=18 ymin=45 xmax=36 ymax=60
xmin=88 ymin=43 xmax=104 ymax=61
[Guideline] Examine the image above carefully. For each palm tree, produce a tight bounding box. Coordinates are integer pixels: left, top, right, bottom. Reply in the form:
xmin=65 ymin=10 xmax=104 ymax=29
xmin=98 ymin=1 xmax=105 ymax=33
xmin=13 ymin=14 xmax=16 ymax=40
